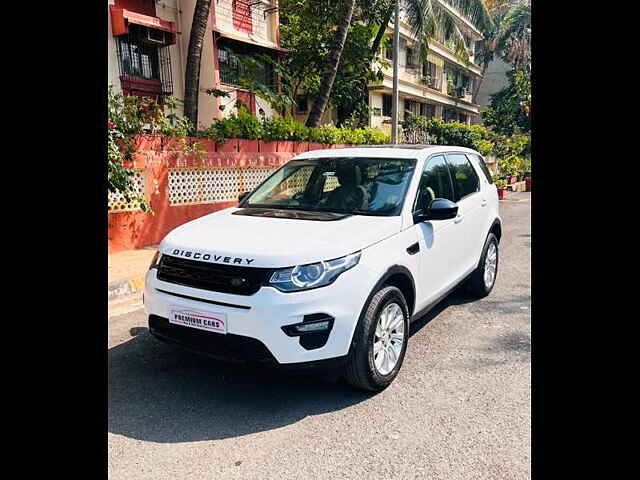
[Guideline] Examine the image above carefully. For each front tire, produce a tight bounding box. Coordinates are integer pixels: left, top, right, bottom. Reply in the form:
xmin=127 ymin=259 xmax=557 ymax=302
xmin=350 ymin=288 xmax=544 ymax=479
xmin=467 ymin=232 xmax=499 ymax=297
xmin=343 ymin=286 xmax=409 ymax=391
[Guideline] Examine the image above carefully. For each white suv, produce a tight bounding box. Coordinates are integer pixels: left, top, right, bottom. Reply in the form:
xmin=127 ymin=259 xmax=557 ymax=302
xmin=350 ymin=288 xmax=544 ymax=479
xmin=144 ymin=146 xmax=501 ymax=391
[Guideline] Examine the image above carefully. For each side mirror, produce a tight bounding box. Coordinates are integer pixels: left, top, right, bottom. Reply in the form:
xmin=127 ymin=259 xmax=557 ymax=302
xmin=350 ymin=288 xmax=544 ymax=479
xmin=414 ymin=198 xmax=458 ymax=222
xmin=238 ymin=191 xmax=250 ymax=203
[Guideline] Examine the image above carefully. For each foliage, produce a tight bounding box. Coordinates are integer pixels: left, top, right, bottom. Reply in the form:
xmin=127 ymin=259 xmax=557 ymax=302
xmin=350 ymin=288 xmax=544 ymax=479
xmin=107 ymin=88 xmax=152 ymax=213
xmin=401 ymin=114 xmax=530 ymax=177
xmin=278 ymin=0 xmax=391 ymax=125
xmin=107 ymin=87 xmax=202 ymax=213
xmin=479 ymin=0 xmax=531 ymax=72
xmin=203 ymin=105 xmax=265 ymax=141
xmin=403 ymin=115 xmax=494 ymax=156
xmin=401 ymin=0 xmax=492 ymax=63
xmin=482 ymin=68 xmax=530 ymax=136
xmin=494 ymin=177 xmax=507 ymax=189
xmin=493 ymin=132 xmax=530 ymax=177
xmin=202 ymin=107 xmax=390 ymax=145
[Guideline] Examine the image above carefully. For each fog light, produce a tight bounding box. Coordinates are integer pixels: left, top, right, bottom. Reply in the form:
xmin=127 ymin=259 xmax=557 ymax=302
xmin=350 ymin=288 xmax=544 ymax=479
xmin=281 ymin=315 xmax=335 ymax=337
xmin=295 ymin=321 xmax=330 ymax=333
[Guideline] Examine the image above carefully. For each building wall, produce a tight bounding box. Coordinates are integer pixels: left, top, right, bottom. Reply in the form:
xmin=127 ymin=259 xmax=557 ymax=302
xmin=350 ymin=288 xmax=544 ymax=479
xmin=108 ymin=136 xmax=349 ymax=252
xmin=214 ymin=0 xmax=279 ymax=49
xmin=365 ymin=10 xmax=484 ymax=130
xmin=108 ymin=0 xmax=281 ymax=128
xmin=476 ymin=57 xmax=511 ymax=108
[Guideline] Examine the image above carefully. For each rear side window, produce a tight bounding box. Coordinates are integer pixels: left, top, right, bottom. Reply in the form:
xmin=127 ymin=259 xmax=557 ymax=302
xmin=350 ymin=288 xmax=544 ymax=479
xmin=446 ymin=153 xmax=480 ymax=201
xmin=473 ymin=154 xmax=493 ymax=184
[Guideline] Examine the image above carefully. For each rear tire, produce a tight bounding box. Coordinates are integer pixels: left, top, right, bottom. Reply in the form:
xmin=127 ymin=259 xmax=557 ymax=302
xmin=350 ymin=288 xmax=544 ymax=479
xmin=467 ymin=232 xmax=499 ymax=297
xmin=343 ymin=286 xmax=409 ymax=392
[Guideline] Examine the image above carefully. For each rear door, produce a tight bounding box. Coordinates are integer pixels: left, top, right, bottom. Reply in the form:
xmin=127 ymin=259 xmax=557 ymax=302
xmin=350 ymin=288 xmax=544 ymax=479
xmin=445 ymin=152 xmax=485 ymax=274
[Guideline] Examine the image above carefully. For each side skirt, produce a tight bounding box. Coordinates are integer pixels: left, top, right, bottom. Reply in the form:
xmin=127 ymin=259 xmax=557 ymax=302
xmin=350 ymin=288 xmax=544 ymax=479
xmin=410 ymin=280 xmax=465 ymax=323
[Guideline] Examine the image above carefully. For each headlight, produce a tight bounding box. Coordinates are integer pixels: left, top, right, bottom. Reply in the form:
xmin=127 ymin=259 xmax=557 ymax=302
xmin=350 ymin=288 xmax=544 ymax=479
xmin=149 ymin=250 xmax=161 ymax=270
xmin=268 ymin=252 xmax=361 ymax=292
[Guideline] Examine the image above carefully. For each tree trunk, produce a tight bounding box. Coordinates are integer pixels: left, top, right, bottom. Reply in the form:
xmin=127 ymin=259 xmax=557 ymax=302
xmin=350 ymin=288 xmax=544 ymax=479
xmin=305 ymin=0 xmax=357 ymax=128
xmin=184 ymin=0 xmax=212 ymax=129
xmin=370 ymin=1 xmax=395 ymax=55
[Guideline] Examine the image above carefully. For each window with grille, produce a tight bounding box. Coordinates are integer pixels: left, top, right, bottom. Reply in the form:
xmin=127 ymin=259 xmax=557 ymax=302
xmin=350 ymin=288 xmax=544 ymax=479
xmin=420 ymin=103 xmax=435 ymax=119
xmin=406 ymin=47 xmax=416 ymax=68
xmin=404 ymin=100 xmax=419 ymax=121
xmin=218 ymin=42 xmax=275 ymax=88
xmin=382 ymin=94 xmax=392 ymax=117
xmin=115 ymin=24 xmax=173 ymax=97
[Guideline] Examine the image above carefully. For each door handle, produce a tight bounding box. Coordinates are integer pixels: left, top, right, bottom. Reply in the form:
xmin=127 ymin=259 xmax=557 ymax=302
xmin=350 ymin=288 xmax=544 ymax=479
xmin=406 ymin=242 xmax=420 ymax=255
xmin=481 ymin=199 xmax=487 ymax=207
xmin=454 ymin=214 xmax=464 ymax=224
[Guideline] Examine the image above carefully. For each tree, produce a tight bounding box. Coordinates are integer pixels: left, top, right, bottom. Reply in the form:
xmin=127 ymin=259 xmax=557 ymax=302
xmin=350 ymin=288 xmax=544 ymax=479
xmin=305 ymin=0 xmax=491 ymax=127
xmin=473 ymin=0 xmax=531 ymax=101
xmin=184 ymin=0 xmax=212 ymax=128
xmin=305 ymin=0 xmax=357 ymax=127
xmin=481 ymin=68 xmax=530 ymax=135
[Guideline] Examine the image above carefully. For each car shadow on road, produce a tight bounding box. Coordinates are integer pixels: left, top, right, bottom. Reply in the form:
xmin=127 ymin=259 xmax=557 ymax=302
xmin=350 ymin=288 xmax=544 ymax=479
xmin=409 ymin=286 xmax=477 ymax=338
xmin=108 ymin=330 xmax=374 ymax=444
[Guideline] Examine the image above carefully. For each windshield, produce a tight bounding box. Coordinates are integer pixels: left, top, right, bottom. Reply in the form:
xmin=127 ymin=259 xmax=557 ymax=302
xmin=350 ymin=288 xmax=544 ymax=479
xmin=243 ymin=157 xmax=417 ymax=216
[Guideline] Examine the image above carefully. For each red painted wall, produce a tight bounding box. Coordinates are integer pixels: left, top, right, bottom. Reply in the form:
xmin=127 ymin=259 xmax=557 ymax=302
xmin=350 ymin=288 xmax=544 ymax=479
xmin=108 ymin=136 xmax=345 ymax=253
xmin=114 ymin=0 xmax=156 ymax=16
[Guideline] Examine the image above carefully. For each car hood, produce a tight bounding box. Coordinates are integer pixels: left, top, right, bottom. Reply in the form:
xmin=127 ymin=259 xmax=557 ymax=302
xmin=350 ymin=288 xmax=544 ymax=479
xmin=160 ymin=207 xmax=402 ymax=268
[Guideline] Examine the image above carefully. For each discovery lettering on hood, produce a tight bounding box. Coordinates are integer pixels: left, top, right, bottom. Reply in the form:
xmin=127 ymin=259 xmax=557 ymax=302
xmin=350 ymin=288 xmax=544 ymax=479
xmin=170 ymin=249 xmax=255 ymax=265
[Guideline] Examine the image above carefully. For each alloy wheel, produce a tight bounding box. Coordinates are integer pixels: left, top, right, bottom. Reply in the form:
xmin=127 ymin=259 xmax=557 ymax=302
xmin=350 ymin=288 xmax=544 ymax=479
xmin=373 ymin=302 xmax=405 ymax=375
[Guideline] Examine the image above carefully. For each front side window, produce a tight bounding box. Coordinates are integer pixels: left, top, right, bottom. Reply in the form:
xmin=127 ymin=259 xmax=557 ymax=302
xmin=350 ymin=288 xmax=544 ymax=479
xmin=446 ymin=153 xmax=480 ymax=201
xmin=245 ymin=157 xmax=417 ymax=216
xmin=414 ymin=155 xmax=455 ymax=211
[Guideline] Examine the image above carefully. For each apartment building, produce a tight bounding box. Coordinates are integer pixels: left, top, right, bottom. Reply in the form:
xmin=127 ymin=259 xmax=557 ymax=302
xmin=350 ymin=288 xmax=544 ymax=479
xmin=369 ymin=3 xmax=484 ymax=132
xmin=108 ymin=0 xmax=283 ymax=128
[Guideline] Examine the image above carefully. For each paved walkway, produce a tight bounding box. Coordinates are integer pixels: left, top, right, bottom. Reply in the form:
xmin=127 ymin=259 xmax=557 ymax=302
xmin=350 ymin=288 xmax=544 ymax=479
xmin=108 ymin=246 xmax=158 ymax=301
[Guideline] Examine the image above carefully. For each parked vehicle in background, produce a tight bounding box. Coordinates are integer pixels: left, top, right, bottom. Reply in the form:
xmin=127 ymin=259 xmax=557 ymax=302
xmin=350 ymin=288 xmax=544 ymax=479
xmin=144 ymin=145 xmax=501 ymax=391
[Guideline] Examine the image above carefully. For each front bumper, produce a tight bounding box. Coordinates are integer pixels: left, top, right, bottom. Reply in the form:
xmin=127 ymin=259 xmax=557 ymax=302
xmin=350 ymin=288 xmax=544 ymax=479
xmin=143 ymin=265 xmax=373 ymax=366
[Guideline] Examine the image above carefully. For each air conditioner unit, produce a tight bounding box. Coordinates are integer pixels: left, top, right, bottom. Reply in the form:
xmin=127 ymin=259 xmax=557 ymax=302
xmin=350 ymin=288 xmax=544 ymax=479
xmin=144 ymin=28 xmax=167 ymax=45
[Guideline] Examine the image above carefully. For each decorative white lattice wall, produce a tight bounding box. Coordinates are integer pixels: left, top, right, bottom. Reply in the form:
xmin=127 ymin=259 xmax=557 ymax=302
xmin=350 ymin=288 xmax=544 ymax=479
xmin=108 ymin=171 xmax=146 ymax=212
xmin=168 ymin=167 xmax=275 ymax=206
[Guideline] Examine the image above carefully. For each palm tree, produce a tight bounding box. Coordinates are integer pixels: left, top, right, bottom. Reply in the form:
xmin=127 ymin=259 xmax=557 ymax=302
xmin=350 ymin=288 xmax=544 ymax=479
xmin=473 ymin=0 xmax=531 ymax=101
xmin=305 ymin=0 xmax=491 ymax=128
xmin=184 ymin=0 xmax=213 ymax=129
xmin=305 ymin=0 xmax=358 ymax=127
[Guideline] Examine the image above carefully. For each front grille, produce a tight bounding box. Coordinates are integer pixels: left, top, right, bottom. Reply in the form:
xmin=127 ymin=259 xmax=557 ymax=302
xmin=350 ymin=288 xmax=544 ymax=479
xmin=157 ymin=255 xmax=272 ymax=295
xmin=149 ymin=315 xmax=277 ymax=364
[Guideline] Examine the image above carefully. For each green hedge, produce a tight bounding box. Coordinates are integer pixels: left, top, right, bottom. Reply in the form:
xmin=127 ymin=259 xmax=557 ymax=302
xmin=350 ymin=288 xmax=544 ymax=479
xmin=202 ymin=107 xmax=390 ymax=145
xmin=403 ymin=115 xmax=531 ymax=177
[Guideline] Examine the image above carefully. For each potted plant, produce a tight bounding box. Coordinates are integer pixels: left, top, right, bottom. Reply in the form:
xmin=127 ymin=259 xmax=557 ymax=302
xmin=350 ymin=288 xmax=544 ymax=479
xmin=495 ymin=178 xmax=508 ymax=199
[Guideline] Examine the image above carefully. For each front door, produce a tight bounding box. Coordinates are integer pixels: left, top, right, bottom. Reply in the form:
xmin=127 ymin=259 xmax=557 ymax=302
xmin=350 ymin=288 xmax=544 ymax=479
xmin=412 ymin=154 xmax=466 ymax=311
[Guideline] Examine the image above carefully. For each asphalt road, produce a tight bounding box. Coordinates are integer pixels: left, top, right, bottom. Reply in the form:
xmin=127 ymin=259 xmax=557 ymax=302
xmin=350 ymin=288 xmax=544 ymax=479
xmin=108 ymin=193 xmax=531 ymax=480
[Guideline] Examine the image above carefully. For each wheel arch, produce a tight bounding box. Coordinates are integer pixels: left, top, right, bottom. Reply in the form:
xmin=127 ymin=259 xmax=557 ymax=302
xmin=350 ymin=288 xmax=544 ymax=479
xmin=367 ymin=265 xmax=416 ymax=318
xmin=489 ymin=218 xmax=502 ymax=244
xmin=346 ymin=264 xmax=417 ymax=356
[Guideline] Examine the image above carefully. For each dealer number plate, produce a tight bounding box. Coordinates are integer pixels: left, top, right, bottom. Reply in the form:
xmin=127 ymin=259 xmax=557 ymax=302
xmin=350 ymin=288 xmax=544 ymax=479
xmin=169 ymin=307 xmax=227 ymax=335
